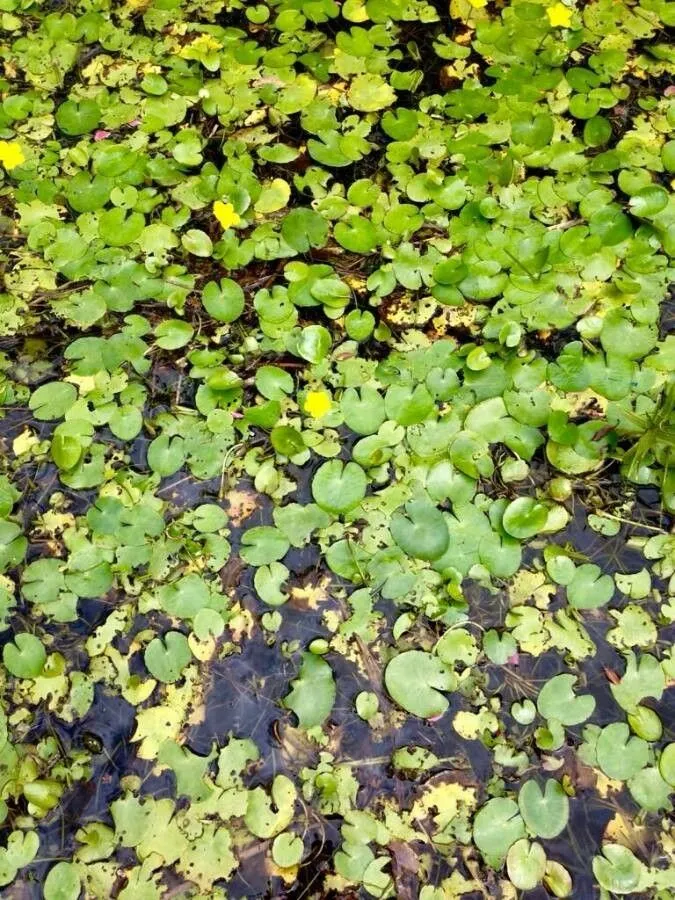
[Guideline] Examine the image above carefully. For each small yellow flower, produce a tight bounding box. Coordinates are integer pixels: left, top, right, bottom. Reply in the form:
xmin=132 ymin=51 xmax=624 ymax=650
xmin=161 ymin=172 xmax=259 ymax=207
xmin=546 ymin=2 xmax=573 ymax=27
xmin=303 ymin=390 xmax=332 ymax=419
xmin=213 ymin=200 xmax=241 ymax=229
xmin=0 ymin=141 xmax=25 ymax=171
xmin=467 ymin=0 xmax=488 ymax=8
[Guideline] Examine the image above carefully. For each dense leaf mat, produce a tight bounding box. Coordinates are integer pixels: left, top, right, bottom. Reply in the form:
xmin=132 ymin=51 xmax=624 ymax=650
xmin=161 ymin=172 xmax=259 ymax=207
xmin=0 ymin=0 xmax=674 ymax=896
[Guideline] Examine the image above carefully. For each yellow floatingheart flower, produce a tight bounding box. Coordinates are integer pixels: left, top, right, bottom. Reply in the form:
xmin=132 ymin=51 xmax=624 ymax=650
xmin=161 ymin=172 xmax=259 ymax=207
xmin=213 ymin=200 xmax=241 ymax=229
xmin=303 ymin=390 xmax=332 ymax=419
xmin=467 ymin=0 xmax=488 ymax=8
xmin=0 ymin=141 xmax=25 ymax=171
xmin=546 ymin=2 xmax=573 ymax=27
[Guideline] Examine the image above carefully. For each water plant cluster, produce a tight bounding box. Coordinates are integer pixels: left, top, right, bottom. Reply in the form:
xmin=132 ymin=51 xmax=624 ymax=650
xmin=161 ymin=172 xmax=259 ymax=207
xmin=0 ymin=0 xmax=673 ymax=896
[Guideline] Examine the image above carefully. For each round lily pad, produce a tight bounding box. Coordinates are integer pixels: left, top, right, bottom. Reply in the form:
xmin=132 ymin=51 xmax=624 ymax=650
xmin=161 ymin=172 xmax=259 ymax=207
xmin=390 ymin=499 xmax=449 ymax=561
xmin=384 ymin=650 xmax=456 ymax=719
xmin=311 ymin=460 xmax=367 ymax=515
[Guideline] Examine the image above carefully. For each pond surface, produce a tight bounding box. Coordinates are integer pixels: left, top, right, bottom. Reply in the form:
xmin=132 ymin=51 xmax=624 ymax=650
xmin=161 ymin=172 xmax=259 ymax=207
xmin=0 ymin=0 xmax=674 ymax=898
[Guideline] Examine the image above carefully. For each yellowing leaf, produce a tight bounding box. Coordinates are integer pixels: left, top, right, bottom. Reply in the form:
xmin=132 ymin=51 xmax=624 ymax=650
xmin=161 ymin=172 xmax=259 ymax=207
xmin=453 ymin=709 xmax=499 ymax=740
xmin=131 ymin=665 xmax=202 ymax=759
xmin=290 ymin=577 xmax=331 ymax=609
xmin=342 ymin=0 xmax=369 ymax=22
xmin=179 ymin=33 xmax=223 ymax=58
xmin=411 ymin=780 xmax=477 ymax=833
xmin=13 ymin=429 xmax=39 ymax=457
xmin=176 ymin=825 xmax=236 ymax=889
xmin=347 ymin=73 xmax=396 ymax=112
xmin=226 ymin=488 xmax=261 ymax=525
xmin=254 ymin=178 xmax=291 ymax=213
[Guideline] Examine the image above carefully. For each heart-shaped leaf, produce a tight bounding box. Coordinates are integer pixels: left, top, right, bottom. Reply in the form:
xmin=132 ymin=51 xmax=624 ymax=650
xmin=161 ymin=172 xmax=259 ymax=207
xmin=473 ymin=798 xmax=526 ymax=867
xmin=284 ymin=652 xmax=335 ymax=729
xmin=44 ymin=861 xmax=81 ymax=900
xmin=592 ymin=844 xmax=646 ymax=895
xmin=385 ymin=650 xmax=456 ymax=719
xmin=518 ymin=779 xmax=569 ymax=839
xmin=596 ymin=723 xmax=649 ymax=780
xmin=502 ymin=497 xmax=549 ymax=539
xmin=144 ymin=631 xmax=192 ymax=683
xmin=390 ymin=498 xmax=449 ymax=561
xmin=29 ymin=382 xmax=77 ymax=421
xmin=507 ymin=838 xmax=546 ymax=891
xmin=312 ymin=460 xmax=367 ymax=515
xmin=3 ymin=633 xmax=46 ymax=678
xmin=201 ymin=278 xmax=245 ymax=323
xmin=537 ymin=674 xmax=595 ymax=726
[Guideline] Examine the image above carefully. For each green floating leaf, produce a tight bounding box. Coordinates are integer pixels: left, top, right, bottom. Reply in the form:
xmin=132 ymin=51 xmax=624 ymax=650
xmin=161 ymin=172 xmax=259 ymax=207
xmin=284 ymin=652 xmax=335 ymax=729
xmin=384 ymin=650 xmax=455 ymax=719
xmin=592 ymin=844 xmax=646 ymax=895
xmin=44 ymin=861 xmax=81 ymax=900
xmin=660 ymin=743 xmax=675 ymax=787
xmin=147 ymin=434 xmax=186 ymax=477
xmin=295 ymin=324 xmax=331 ymax=364
xmin=348 ymin=73 xmax=396 ymax=112
xmin=537 ymin=674 xmax=595 ymax=726
xmin=255 ymin=366 xmax=294 ymax=400
xmin=0 ymin=831 xmax=39 ymax=887
xmin=51 ymin=431 xmax=82 ymax=471
xmin=518 ymin=779 xmax=569 ymax=839
xmin=3 ymin=633 xmax=46 ymax=679
xmin=544 ymin=860 xmax=573 ymax=898
xmin=502 ymin=497 xmax=549 ymax=539
xmin=281 ymin=208 xmax=328 ymax=252
xmin=473 ymin=798 xmax=526 ymax=868
xmin=29 ymin=382 xmax=77 ymax=421
xmin=311 ymin=460 xmax=367 ymax=516
xmin=334 ymin=216 xmax=378 ymax=254
xmin=506 ymin=838 xmax=546 ymax=891
xmin=240 ymin=526 xmax=289 ymax=567
xmin=628 ymin=766 xmax=673 ymax=812
xmin=98 ymin=208 xmax=145 ymax=246
xmin=144 ymin=631 xmax=192 ymax=683
xmin=270 ymin=425 xmax=305 ymax=457
xmin=182 ymin=229 xmax=213 ymax=257
xmin=56 ymin=98 xmax=100 ymax=135
xmin=154 ymin=319 xmax=194 ymax=350
xmin=390 ymin=498 xmax=449 ymax=561
xmin=272 ymin=832 xmax=304 ymax=868
xmin=201 ymin=278 xmax=245 ymax=323
xmin=628 ymin=185 xmax=668 ymax=218
xmin=245 ymin=775 xmax=296 ymax=839
xmin=611 ymin=652 xmax=665 ymax=713
xmin=566 ymin=564 xmax=614 ymax=610
xmin=254 ymin=562 xmax=289 ymax=607
xmin=596 ymin=723 xmax=648 ymax=781
xmin=345 ymin=309 xmax=375 ymax=342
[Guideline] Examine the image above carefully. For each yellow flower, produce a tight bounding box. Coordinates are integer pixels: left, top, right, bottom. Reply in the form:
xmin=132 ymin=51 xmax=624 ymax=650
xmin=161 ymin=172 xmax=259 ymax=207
xmin=546 ymin=2 xmax=573 ymax=27
xmin=213 ymin=200 xmax=241 ymax=229
xmin=0 ymin=141 xmax=25 ymax=171
xmin=303 ymin=390 xmax=332 ymax=419
xmin=467 ymin=0 xmax=488 ymax=8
